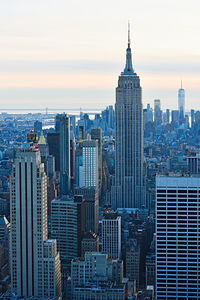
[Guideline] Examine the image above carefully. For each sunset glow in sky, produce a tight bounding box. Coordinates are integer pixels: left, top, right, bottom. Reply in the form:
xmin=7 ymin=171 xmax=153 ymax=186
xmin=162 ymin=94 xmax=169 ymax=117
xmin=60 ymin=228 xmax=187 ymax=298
xmin=0 ymin=0 xmax=200 ymax=110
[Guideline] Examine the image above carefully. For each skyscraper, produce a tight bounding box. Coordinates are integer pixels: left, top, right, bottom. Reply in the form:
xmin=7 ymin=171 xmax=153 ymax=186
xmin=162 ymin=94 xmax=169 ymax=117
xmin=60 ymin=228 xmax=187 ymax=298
xmin=111 ymin=25 xmax=145 ymax=209
xmin=10 ymin=146 xmax=61 ymax=298
xmin=55 ymin=113 xmax=71 ymax=195
xmin=91 ymin=128 xmax=102 ymax=190
xmin=102 ymin=210 xmax=121 ymax=259
xmin=154 ymin=99 xmax=162 ymax=124
xmin=178 ymin=81 xmax=185 ymax=122
xmin=156 ymin=176 xmax=200 ymax=299
xmin=51 ymin=195 xmax=86 ymax=272
xmin=81 ymin=139 xmax=98 ymax=188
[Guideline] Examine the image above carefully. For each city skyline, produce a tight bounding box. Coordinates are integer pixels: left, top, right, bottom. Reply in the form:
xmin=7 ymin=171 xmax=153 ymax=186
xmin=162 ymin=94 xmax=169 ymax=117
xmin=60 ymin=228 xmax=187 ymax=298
xmin=0 ymin=0 xmax=200 ymax=109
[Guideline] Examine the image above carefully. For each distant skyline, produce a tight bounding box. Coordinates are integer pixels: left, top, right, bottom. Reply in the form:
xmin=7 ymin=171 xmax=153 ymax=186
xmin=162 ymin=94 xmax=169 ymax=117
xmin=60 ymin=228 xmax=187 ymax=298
xmin=0 ymin=0 xmax=200 ymax=110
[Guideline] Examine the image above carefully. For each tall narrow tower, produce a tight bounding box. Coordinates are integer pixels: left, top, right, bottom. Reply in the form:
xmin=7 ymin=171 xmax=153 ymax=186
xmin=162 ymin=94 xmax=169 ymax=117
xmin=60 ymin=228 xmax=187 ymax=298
xmin=178 ymin=81 xmax=185 ymax=122
xmin=111 ymin=24 xmax=145 ymax=209
xmin=55 ymin=113 xmax=71 ymax=195
xmin=10 ymin=146 xmax=61 ymax=298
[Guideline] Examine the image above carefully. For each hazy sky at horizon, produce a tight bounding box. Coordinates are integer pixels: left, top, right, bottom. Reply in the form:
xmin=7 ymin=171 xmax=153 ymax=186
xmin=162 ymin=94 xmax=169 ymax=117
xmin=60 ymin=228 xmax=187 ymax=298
xmin=0 ymin=0 xmax=200 ymax=110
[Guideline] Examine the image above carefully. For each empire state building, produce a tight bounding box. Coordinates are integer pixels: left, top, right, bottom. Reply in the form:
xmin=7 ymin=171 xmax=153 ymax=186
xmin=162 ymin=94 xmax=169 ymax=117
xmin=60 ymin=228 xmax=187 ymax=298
xmin=111 ymin=26 xmax=145 ymax=209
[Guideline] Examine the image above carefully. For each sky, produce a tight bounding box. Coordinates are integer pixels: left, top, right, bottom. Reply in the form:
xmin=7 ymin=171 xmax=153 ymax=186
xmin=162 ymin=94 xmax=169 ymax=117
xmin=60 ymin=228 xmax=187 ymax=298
xmin=0 ymin=0 xmax=200 ymax=111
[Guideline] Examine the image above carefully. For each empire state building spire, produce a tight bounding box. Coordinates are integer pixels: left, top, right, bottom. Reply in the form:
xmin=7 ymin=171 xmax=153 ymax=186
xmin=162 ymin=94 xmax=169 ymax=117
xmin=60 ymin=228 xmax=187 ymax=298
xmin=123 ymin=22 xmax=134 ymax=75
xmin=109 ymin=24 xmax=145 ymax=209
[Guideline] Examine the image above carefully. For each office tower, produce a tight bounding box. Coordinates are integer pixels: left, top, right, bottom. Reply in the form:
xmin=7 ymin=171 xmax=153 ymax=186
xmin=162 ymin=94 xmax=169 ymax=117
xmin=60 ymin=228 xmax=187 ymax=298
xmin=102 ymin=210 xmax=121 ymax=259
xmin=191 ymin=109 xmax=195 ymax=128
xmin=51 ymin=195 xmax=85 ymax=272
xmin=47 ymin=132 xmax=60 ymax=171
xmin=55 ymin=113 xmax=71 ymax=195
xmin=10 ymin=146 xmax=61 ymax=298
xmin=166 ymin=109 xmax=170 ymax=123
xmin=81 ymin=139 xmax=98 ymax=188
xmin=125 ymin=239 xmax=140 ymax=290
xmin=91 ymin=128 xmax=102 ymax=190
xmin=78 ymin=124 xmax=85 ymax=140
xmin=156 ymin=176 xmax=200 ymax=299
xmin=47 ymin=155 xmax=55 ymax=178
xmin=108 ymin=105 xmax=115 ymax=129
xmin=171 ymin=110 xmax=179 ymax=126
xmin=81 ymin=231 xmax=99 ymax=257
xmin=71 ymin=252 xmax=124 ymax=299
xmin=178 ymin=81 xmax=185 ymax=122
xmin=187 ymin=154 xmax=200 ymax=174
xmin=110 ymin=25 xmax=145 ymax=209
xmin=70 ymin=124 xmax=76 ymax=188
xmin=75 ymin=144 xmax=83 ymax=187
xmin=143 ymin=104 xmax=153 ymax=127
xmin=154 ymin=99 xmax=162 ymax=124
xmin=74 ymin=187 xmax=98 ymax=233
xmin=43 ymin=240 xmax=62 ymax=298
xmin=34 ymin=120 xmax=42 ymax=133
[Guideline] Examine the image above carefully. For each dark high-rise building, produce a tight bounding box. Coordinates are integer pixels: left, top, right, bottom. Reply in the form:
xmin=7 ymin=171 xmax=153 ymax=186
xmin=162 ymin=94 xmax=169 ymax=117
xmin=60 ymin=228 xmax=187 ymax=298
xmin=47 ymin=132 xmax=60 ymax=171
xmin=74 ymin=187 xmax=98 ymax=233
xmin=91 ymin=128 xmax=102 ymax=191
xmin=110 ymin=25 xmax=145 ymax=209
xmin=55 ymin=113 xmax=71 ymax=195
xmin=78 ymin=125 xmax=85 ymax=140
xmin=166 ymin=109 xmax=170 ymax=123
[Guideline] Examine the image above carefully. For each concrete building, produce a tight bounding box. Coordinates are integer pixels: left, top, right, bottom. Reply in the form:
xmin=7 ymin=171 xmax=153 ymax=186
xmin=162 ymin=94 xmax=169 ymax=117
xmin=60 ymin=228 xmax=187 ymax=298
xmin=74 ymin=187 xmax=98 ymax=233
xmin=187 ymin=154 xmax=200 ymax=174
xmin=81 ymin=231 xmax=99 ymax=257
xmin=43 ymin=240 xmax=62 ymax=298
xmin=72 ymin=283 xmax=125 ymax=300
xmin=51 ymin=195 xmax=85 ymax=272
xmin=102 ymin=210 xmax=121 ymax=259
xmin=10 ymin=146 xmax=61 ymax=298
xmin=125 ymin=239 xmax=140 ymax=290
xmin=156 ymin=176 xmax=200 ymax=299
xmin=110 ymin=25 xmax=145 ymax=209
xmin=71 ymin=252 xmax=123 ymax=288
xmin=81 ymin=139 xmax=98 ymax=188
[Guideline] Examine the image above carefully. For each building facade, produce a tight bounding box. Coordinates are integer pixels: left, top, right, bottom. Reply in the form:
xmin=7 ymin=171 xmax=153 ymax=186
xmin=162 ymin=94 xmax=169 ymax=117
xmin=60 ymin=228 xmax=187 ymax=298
xmin=55 ymin=113 xmax=71 ymax=195
xmin=110 ymin=26 xmax=145 ymax=209
xmin=51 ymin=195 xmax=85 ymax=272
xmin=156 ymin=176 xmax=200 ymax=299
xmin=10 ymin=147 xmax=61 ymax=298
xmin=102 ymin=210 xmax=121 ymax=259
